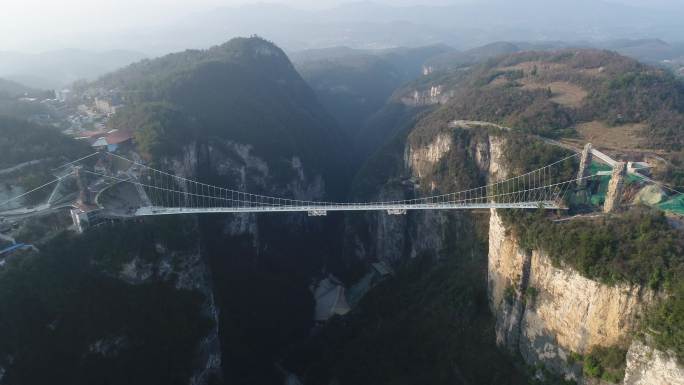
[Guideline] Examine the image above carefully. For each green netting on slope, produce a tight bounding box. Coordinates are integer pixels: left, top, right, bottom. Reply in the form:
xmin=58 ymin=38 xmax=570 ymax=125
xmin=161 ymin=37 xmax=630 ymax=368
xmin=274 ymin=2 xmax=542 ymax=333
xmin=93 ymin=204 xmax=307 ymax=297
xmin=626 ymin=174 xmax=642 ymax=184
xmin=659 ymin=194 xmax=684 ymax=215
xmin=587 ymin=162 xmax=611 ymax=206
xmin=589 ymin=162 xmax=612 ymax=174
xmin=589 ymin=177 xmax=611 ymax=206
xmin=586 ymin=162 xmax=642 ymax=206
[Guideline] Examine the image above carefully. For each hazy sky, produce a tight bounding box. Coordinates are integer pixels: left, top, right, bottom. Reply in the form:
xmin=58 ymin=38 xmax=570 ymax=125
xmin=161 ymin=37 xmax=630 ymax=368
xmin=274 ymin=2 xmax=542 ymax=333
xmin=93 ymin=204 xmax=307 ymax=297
xmin=1 ymin=0 xmax=444 ymax=52
xmin=0 ymin=0 xmax=681 ymax=52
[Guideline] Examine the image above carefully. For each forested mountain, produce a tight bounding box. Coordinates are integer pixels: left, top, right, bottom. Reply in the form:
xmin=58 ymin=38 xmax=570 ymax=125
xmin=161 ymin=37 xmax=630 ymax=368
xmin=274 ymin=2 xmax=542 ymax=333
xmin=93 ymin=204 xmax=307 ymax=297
xmin=0 ymin=78 xmax=37 ymax=99
xmin=0 ymin=116 xmax=89 ymax=207
xmin=371 ymin=49 xmax=684 ymax=152
xmin=95 ymin=37 xmax=351 ymax=384
xmin=0 ymin=221 xmax=213 ymax=385
xmin=101 ymin=37 xmax=348 ymax=191
xmin=0 ymin=116 xmax=88 ymax=169
xmin=0 ymin=79 xmax=52 ymax=120
xmin=352 ymin=48 xmax=684 ymax=193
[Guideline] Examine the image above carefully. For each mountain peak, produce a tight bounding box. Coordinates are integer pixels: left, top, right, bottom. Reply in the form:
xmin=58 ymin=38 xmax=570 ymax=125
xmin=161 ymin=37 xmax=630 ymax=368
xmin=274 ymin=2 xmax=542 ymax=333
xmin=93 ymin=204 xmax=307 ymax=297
xmin=216 ymin=36 xmax=285 ymax=58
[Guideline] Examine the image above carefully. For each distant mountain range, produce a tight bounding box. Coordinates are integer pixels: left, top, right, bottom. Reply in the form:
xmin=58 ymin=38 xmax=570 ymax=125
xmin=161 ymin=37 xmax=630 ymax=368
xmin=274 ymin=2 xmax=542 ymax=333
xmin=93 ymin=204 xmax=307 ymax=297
xmin=0 ymin=49 xmax=146 ymax=90
xmin=424 ymin=39 xmax=684 ymax=71
xmin=98 ymin=0 xmax=684 ymax=55
xmin=2 ymin=0 xmax=683 ymax=89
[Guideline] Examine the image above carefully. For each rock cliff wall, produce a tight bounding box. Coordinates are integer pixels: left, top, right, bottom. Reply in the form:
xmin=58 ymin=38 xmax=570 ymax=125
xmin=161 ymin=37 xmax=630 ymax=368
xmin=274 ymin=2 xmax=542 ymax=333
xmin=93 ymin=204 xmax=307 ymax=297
xmin=489 ymin=210 xmax=655 ymax=381
xmin=159 ymin=137 xmax=330 ymax=384
xmin=349 ymin=125 xmax=510 ymax=267
xmin=485 ymin=145 xmax=684 ymax=384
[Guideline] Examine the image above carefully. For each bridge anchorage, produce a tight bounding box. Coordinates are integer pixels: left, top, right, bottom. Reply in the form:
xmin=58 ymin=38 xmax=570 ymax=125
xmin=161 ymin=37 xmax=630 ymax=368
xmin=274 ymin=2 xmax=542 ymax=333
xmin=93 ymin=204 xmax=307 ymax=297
xmin=1 ymin=144 xmax=635 ymax=232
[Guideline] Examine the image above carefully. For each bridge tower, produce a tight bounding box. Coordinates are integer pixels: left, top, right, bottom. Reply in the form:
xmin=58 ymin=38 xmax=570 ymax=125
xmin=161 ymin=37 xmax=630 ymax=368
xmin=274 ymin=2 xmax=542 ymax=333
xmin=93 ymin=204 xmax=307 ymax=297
xmin=604 ymin=162 xmax=626 ymax=213
xmin=576 ymin=143 xmax=592 ymax=188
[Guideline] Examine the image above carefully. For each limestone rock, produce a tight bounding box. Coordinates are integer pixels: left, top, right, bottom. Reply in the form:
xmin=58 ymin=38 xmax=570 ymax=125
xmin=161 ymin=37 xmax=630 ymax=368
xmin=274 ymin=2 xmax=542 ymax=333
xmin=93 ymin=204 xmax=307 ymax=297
xmin=488 ymin=210 xmax=654 ymax=382
xmin=632 ymin=185 xmax=666 ymax=206
xmin=623 ymin=340 xmax=684 ymax=385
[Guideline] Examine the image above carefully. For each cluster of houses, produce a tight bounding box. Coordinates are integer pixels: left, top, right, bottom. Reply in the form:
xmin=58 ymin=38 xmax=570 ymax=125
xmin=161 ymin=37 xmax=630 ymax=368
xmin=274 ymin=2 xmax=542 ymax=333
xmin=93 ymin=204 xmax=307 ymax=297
xmin=56 ymin=87 xmax=136 ymax=153
xmin=75 ymin=128 xmax=134 ymax=152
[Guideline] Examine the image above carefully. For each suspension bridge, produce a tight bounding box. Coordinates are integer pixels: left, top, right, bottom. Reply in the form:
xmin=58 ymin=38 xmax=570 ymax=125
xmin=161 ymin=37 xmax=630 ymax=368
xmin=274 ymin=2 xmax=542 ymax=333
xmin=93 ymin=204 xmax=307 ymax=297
xmin=1 ymin=149 xmax=593 ymax=220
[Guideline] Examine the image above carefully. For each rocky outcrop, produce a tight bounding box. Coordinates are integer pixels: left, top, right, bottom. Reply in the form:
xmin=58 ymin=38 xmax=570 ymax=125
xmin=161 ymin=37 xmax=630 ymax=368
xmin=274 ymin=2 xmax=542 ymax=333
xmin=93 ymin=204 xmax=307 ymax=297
xmin=489 ymin=209 xmax=655 ymax=382
xmin=347 ymin=181 xmax=450 ymax=265
xmin=349 ymin=126 xmax=508 ymax=267
xmin=623 ymin=340 xmax=684 ymax=385
xmin=348 ymin=125 xmax=491 ymax=266
xmin=168 ymin=139 xmax=326 ymax=243
xmin=406 ymin=132 xmax=452 ymax=180
xmin=400 ymin=85 xmax=453 ymax=106
xmin=488 ymin=210 xmax=531 ymax=351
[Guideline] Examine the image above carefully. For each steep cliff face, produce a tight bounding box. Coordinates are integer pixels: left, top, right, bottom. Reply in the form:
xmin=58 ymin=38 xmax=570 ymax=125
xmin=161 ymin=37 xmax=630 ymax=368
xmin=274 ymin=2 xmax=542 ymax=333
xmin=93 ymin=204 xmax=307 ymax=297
xmin=346 ymin=181 xmax=450 ymax=265
xmin=163 ymin=123 xmax=331 ymax=385
xmin=406 ymin=132 xmax=452 ymax=180
xmin=347 ymin=124 xmax=495 ymax=266
xmin=167 ymin=138 xmax=326 ymax=239
xmin=483 ymin=147 xmax=684 ymax=385
xmin=489 ymin=210 xmax=655 ymax=381
xmin=480 ymin=132 xmax=684 ymax=384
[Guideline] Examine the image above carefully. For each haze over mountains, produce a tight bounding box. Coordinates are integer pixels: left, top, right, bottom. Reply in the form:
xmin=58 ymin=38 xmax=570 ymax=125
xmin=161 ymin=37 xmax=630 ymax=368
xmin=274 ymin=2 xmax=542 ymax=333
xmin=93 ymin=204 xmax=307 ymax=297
xmin=81 ymin=0 xmax=684 ymax=54
xmin=0 ymin=49 xmax=146 ymax=90
xmin=2 ymin=0 xmax=684 ymax=89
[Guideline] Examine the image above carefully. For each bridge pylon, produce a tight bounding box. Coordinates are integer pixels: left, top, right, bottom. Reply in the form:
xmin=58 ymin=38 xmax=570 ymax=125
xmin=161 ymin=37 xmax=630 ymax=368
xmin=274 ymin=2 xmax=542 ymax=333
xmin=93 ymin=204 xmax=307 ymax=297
xmin=576 ymin=143 xmax=592 ymax=188
xmin=604 ymin=162 xmax=626 ymax=213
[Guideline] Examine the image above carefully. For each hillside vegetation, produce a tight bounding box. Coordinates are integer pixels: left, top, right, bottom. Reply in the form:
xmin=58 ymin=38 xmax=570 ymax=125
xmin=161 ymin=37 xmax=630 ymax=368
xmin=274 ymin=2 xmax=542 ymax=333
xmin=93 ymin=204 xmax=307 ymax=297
xmin=99 ymin=37 xmax=347 ymax=190
xmin=0 ymin=78 xmax=39 ymax=99
xmin=0 ymin=219 xmax=212 ymax=385
xmin=0 ymin=79 xmax=52 ymax=120
xmin=0 ymin=116 xmax=90 ymax=169
xmin=403 ymin=49 xmax=684 ymax=151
